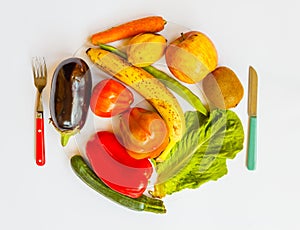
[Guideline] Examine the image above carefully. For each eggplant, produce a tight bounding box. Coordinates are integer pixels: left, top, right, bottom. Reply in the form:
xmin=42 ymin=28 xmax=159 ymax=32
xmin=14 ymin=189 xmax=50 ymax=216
xmin=50 ymin=57 xmax=92 ymax=146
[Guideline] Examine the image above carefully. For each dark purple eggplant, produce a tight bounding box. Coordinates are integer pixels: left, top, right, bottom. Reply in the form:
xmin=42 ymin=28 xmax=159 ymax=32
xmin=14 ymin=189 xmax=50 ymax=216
xmin=50 ymin=57 xmax=92 ymax=146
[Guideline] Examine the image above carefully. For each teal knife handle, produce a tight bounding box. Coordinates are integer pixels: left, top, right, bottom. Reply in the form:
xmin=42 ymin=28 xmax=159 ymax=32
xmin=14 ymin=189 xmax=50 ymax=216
xmin=247 ymin=116 xmax=257 ymax=170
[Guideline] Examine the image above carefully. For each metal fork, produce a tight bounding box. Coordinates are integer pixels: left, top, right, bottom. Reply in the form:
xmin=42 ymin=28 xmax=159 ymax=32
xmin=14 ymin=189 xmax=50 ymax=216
xmin=32 ymin=57 xmax=47 ymax=166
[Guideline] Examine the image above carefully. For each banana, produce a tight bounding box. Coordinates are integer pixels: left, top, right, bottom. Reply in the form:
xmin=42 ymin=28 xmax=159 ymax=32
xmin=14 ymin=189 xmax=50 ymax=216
xmin=86 ymin=48 xmax=185 ymax=162
xmin=126 ymin=33 xmax=167 ymax=67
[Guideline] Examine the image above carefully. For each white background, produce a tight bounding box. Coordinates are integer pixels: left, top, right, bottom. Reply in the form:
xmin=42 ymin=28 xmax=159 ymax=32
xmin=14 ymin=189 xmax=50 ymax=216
xmin=1 ymin=0 xmax=299 ymax=229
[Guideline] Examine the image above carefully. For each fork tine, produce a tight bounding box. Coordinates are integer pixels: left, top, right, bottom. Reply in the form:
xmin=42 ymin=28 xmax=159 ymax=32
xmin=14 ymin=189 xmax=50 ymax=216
xmin=32 ymin=57 xmax=37 ymax=78
xmin=42 ymin=57 xmax=47 ymax=78
xmin=32 ymin=57 xmax=47 ymax=79
xmin=32 ymin=57 xmax=40 ymax=78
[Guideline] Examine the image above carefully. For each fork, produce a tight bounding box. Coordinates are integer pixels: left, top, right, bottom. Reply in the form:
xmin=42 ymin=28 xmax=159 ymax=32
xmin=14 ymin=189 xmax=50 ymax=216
xmin=32 ymin=57 xmax=47 ymax=166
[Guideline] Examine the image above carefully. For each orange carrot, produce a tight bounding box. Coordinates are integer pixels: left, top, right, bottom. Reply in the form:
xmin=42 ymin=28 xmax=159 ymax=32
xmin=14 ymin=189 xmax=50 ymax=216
xmin=90 ymin=16 xmax=167 ymax=45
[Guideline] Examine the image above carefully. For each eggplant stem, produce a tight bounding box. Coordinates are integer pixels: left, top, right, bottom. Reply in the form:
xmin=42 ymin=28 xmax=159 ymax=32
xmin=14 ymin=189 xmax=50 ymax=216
xmin=61 ymin=133 xmax=71 ymax=146
xmin=60 ymin=127 xmax=80 ymax=146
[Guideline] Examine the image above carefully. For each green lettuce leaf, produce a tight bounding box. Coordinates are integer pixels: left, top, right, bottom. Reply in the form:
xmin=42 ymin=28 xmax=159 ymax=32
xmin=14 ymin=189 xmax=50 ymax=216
xmin=152 ymin=109 xmax=244 ymax=198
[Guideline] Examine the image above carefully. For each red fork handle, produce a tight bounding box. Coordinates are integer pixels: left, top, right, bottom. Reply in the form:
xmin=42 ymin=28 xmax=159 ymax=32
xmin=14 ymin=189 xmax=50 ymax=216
xmin=35 ymin=117 xmax=45 ymax=166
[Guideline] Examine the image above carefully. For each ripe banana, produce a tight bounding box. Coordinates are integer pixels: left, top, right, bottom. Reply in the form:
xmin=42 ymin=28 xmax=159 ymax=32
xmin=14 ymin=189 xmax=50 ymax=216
xmin=126 ymin=33 xmax=167 ymax=67
xmin=86 ymin=48 xmax=185 ymax=162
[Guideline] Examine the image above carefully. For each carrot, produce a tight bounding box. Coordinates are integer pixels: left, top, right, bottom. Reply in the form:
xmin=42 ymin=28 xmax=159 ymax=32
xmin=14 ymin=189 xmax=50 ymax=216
xmin=90 ymin=16 xmax=166 ymax=45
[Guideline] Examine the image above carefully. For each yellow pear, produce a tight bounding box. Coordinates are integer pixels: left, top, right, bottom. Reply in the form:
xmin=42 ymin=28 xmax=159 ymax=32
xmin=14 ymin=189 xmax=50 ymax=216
xmin=127 ymin=33 xmax=167 ymax=67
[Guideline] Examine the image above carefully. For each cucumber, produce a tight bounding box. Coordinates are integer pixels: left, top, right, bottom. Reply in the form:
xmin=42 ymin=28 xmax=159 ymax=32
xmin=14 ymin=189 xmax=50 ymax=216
xmin=70 ymin=155 xmax=166 ymax=214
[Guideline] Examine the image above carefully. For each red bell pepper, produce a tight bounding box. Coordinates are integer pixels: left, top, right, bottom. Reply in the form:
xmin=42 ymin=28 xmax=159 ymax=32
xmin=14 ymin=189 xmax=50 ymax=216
xmin=90 ymin=79 xmax=134 ymax=117
xmin=86 ymin=131 xmax=153 ymax=198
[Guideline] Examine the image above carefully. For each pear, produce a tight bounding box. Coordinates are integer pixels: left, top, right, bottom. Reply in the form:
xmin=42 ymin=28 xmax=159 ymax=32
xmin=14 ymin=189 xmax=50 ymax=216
xmin=127 ymin=33 xmax=167 ymax=67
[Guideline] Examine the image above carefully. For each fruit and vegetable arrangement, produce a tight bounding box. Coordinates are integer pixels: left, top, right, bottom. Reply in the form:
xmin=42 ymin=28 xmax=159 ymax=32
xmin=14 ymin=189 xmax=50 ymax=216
xmin=49 ymin=16 xmax=245 ymax=214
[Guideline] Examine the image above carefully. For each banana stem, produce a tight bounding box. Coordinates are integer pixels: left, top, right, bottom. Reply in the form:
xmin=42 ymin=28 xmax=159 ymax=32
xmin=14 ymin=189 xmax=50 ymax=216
xmin=155 ymin=140 xmax=176 ymax=162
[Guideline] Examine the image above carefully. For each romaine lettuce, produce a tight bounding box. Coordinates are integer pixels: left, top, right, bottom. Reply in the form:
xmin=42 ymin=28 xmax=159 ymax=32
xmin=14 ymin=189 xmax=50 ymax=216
xmin=152 ymin=109 xmax=244 ymax=198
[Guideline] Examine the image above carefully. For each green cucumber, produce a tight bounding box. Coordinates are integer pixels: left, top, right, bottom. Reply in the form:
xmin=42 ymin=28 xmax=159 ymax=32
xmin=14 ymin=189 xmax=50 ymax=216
xmin=70 ymin=155 xmax=166 ymax=214
xmin=98 ymin=43 xmax=208 ymax=116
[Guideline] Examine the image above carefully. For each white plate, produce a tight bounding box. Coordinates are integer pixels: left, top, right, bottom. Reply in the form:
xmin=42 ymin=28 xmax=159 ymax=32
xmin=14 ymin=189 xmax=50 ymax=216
xmin=71 ymin=22 xmax=213 ymax=189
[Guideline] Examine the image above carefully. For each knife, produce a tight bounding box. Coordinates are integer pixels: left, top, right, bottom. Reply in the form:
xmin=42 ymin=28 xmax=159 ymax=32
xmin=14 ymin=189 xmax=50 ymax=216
xmin=247 ymin=66 xmax=258 ymax=170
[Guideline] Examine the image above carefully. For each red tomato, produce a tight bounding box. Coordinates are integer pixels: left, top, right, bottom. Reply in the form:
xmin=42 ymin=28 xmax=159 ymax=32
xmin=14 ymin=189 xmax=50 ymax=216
xmin=86 ymin=131 xmax=153 ymax=198
xmin=90 ymin=79 xmax=134 ymax=117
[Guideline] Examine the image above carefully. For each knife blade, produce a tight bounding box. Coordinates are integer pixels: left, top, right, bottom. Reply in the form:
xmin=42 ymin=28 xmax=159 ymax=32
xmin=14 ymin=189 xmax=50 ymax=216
xmin=247 ymin=66 xmax=258 ymax=170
